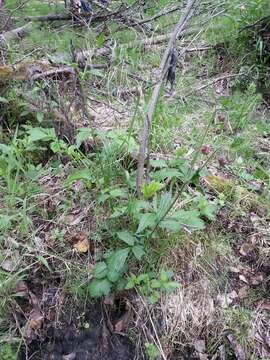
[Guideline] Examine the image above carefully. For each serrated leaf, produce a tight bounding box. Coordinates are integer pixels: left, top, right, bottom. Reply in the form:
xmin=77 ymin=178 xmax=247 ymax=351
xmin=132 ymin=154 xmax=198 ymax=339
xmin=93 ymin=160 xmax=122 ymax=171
xmin=159 ymin=219 xmax=182 ymax=232
xmin=117 ymin=231 xmax=136 ymax=246
xmin=125 ymin=279 xmax=135 ymax=290
xmin=136 ymin=213 xmax=156 ymax=233
xmin=27 ymin=127 xmax=55 ymax=143
xmin=142 ymin=181 xmax=163 ymax=199
xmin=149 ymin=159 xmax=168 ymax=168
xmin=93 ymin=262 xmax=108 ymax=279
xmin=152 ymin=168 xmax=181 ymax=181
xmin=107 ymin=248 xmax=129 ymax=282
xmin=173 ymin=210 xmax=205 ymax=230
xmin=156 ymin=192 xmax=172 ymax=220
xmin=88 ymin=278 xmax=112 ymax=298
xmin=132 ymin=245 xmax=145 ymax=260
xmin=109 ymin=188 xmax=128 ymax=199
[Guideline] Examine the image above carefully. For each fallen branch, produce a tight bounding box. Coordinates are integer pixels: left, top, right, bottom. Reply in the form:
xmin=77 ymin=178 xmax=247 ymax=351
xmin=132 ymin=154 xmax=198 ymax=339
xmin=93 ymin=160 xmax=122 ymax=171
xmin=0 ymin=22 xmax=32 ymax=44
xmin=136 ymin=0 xmax=197 ymax=195
xmin=186 ymin=73 xmax=241 ymax=97
xmin=18 ymin=13 xmax=72 ymax=21
xmin=138 ymin=4 xmax=184 ymax=25
xmin=75 ymin=28 xmax=196 ymax=67
xmin=30 ymin=66 xmax=76 ymax=81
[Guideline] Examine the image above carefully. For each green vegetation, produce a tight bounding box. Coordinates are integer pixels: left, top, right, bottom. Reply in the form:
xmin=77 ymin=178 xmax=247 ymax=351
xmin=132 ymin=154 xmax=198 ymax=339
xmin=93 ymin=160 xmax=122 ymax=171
xmin=0 ymin=0 xmax=269 ymax=359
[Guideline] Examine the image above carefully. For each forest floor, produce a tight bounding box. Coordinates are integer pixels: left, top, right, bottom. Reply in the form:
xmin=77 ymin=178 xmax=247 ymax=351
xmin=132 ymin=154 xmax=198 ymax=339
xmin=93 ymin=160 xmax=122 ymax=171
xmin=0 ymin=1 xmax=269 ymax=359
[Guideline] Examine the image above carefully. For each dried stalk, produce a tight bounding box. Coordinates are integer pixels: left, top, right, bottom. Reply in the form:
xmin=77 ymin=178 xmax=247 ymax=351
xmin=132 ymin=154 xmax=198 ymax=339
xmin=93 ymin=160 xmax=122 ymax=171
xmin=136 ymin=0 xmax=197 ymax=195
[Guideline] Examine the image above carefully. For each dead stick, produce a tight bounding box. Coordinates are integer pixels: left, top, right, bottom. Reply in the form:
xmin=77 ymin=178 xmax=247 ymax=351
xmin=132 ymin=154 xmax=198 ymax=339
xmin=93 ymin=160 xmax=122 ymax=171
xmin=138 ymin=4 xmax=184 ymax=25
xmin=186 ymin=73 xmax=241 ymax=97
xmin=136 ymin=0 xmax=197 ymax=195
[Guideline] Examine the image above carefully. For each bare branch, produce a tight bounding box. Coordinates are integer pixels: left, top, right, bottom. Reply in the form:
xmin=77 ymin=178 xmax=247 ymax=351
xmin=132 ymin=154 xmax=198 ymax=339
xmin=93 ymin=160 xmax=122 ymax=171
xmin=136 ymin=0 xmax=197 ymax=195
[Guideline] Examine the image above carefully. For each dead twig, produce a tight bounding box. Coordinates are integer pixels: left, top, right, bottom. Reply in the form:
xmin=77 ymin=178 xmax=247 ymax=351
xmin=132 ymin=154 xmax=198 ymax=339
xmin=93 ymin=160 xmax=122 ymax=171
xmin=186 ymin=72 xmax=241 ymax=97
xmin=136 ymin=0 xmax=197 ymax=195
xmin=138 ymin=4 xmax=184 ymax=25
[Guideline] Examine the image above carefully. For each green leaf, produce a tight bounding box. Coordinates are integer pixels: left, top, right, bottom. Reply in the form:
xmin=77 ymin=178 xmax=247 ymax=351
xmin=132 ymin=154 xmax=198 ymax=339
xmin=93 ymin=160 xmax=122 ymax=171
xmin=110 ymin=206 xmax=127 ymax=219
xmin=117 ymin=231 xmax=136 ymax=246
xmin=156 ymin=192 xmax=172 ymax=220
xmin=145 ymin=342 xmax=160 ymax=359
xmin=88 ymin=278 xmax=112 ymax=298
xmin=132 ymin=245 xmax=145 ymax=260
xmin=96 ymin=32 xmax=105 ymax=47
xmin=150 ymin=279 xmax=161 ymax=289
xmin=93 ymin=262 xmax=108 ymax=279
xmin=107 ymin=248 xmax=129 ymax=282
xmin=36 ymin=111 xmax=44 ymax=123
xmin=197 ymin=196 xmax=217 ymax=220
xmin=136 ymin=213 xmax=156 ymax=233
xmin=152 ymin=168 xmax=181 ymax=181
xmin=0 ymin=96 xmax=9 ymax=104
xmin=159 ymin=219 xmax=182 ymax=232
xmin=0 ymin=215 xmax=12 ymax=230
xmin=142 ymin=181 xmax=163 ymax=199
xmin=50 ymin=140 xmax=66 ymax=154
xmin=27 ymin=127 xmax=55 ymax=143
xmin=173 ymin=210 xmax=205 ymax=230
xmin=125 ymin=279 xmax=135 ymax=290
xmin=160 ymin=270 xmax=172 ymax=282
xmin=149 ymin=291 xmax=160 ymax=304
xmin=75 ymin=127 xmax=93 ymax=148
xmin=36 ymin=255 xmax=52 ymax=272
xmin=66 ymin=168 xmax=92 ymax=185
xmin=109 ymin=188 xmax=128 ymax=199
xmin=150 ymin=159 xmax=168 ymax=168
xmin=165 ymin=281 xmax=180 ymax=290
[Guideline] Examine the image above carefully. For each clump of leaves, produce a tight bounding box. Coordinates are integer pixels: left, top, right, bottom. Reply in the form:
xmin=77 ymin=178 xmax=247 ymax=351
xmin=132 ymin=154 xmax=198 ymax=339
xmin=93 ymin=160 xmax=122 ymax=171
xmin=126 ymin=270 xmax=179 ymax=304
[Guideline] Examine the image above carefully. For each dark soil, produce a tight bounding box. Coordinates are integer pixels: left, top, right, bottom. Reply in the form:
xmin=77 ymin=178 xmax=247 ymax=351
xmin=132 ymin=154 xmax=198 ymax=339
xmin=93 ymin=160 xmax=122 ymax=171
xmin=18 ymin=302 xmax=137 ymax=360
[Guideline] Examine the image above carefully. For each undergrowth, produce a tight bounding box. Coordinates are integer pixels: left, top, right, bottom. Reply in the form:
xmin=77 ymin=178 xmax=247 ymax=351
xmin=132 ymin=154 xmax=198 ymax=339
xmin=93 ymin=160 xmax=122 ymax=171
xmin=0 ymin=0 xmax=270 ymax=359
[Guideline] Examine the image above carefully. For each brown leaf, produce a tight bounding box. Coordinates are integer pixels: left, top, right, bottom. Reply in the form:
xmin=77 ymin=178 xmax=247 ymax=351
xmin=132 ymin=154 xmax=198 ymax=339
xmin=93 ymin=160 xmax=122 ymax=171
xmin=238 ymin=286 xmax=250 ymax=299
xmin=1 ymin=250 xmax=20 ymax=272
xmin=239 ymin=274 xmax=249 ymax=284
xmin=115 ymin=318 xmax=125 ymax=333
xmin=194 ymin=339 xmax=206 ymax=353
xmin=1 ymin=259 xmax=16 ymax=272
xmin=250 ymin=274 xmax=264 ymax=285
xmin=29 ymin=308 xmax=43 ymax=330
xmin=74 ymin=238 xmax=89 ymax=253
xmin=114 ymin=304 xmax=132 ymax=333
xmin=14 ymin=281 xmax=29 ymax=297
xmin=239 ymin=242 xmax=255 ymax=257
